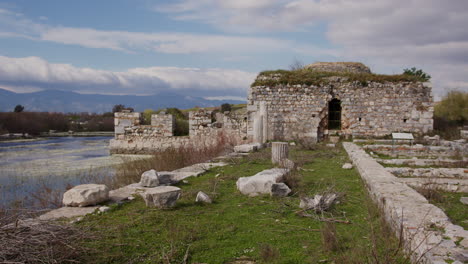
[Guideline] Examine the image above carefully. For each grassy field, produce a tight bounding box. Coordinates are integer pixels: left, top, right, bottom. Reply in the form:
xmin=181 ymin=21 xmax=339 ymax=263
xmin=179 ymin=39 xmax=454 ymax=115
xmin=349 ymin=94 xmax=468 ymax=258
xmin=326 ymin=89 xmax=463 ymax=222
xmin=76 ymin=145 xmax=410 ymax=263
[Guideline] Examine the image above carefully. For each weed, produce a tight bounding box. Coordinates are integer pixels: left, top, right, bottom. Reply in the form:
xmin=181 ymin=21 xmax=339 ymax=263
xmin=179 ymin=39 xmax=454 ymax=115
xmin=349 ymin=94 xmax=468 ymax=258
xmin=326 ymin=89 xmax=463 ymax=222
xmin=259 ymin=243 xmax=280 ymax=263
xmin=321 ymin=222 xmax=339 ymax=252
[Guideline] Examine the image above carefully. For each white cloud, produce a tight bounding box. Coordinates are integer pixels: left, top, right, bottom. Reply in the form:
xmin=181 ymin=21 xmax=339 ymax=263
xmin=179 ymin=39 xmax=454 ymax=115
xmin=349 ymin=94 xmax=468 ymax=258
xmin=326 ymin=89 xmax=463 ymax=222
xmin=0 ymin=55 xmax=256 ymax=97
xmin=157 ymin=0 xmax=468 ymax=97
xmin=0 ymin=8 xmax=293 ymax=55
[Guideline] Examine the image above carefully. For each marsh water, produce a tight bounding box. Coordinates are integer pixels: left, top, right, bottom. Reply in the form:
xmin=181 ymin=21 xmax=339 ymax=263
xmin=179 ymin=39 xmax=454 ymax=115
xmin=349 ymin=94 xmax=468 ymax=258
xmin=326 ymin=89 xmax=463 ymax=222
xmin=0 ymin=137 xmax=145 ymax=208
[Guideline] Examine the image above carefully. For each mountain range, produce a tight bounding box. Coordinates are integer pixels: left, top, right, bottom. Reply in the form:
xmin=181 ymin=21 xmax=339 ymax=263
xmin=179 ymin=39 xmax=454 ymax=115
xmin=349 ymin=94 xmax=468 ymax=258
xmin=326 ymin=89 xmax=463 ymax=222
xmin=0 ymin=88 xmax=245 ymax=113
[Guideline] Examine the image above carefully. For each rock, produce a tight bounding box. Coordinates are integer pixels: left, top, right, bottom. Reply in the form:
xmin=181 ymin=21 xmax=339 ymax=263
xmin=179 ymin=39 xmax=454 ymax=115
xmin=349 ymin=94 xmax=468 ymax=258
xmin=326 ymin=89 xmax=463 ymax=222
xmin=460 ymin=197 xmax=468 ymax=205
xmin=98 ymin=206 xmax=110 ymax=213
xmin=196 ymin=191 xmax=212 ymax=203
xmin=234 ymin=143 xmax=262 ymax=153
xmin=140 ymin=169 xmax=159 ymax=187
xmin=63 ymin=184 xmax=109 ymax=207
xmin=299 ymin=193 xmax=338 ymax=213
xmin=236 ymin=168 xmax=289 ymax=196
xmin=326 ymin=143 xmax=335 ymax=148
xmin=342 ymin=163 xmax=353 ymax=169
xmin=270 ymin=183 xmax=291 ymax=197
xmin=141 ymin=186 xmax=181 ymax=208
xmin=279 ymin=158 xmax=296 ymax=170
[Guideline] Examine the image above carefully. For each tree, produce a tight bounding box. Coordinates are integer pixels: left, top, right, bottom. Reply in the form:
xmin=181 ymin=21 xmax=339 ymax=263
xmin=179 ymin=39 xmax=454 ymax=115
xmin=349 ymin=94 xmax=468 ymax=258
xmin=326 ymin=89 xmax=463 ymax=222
xmin=221 ymin=103 xmax=232 ymax=112
xmin=142 ymin=109 xmax=156 ymax=125
xmin=14 ymin=105 xmax=24 ymax=113
xmin=403 ymin=67 xmax=431 ymax=81
xmin=112 ymin=104 xmax=133 ymax=113
xmin=435 ymin=90 xmax=468 ymax=124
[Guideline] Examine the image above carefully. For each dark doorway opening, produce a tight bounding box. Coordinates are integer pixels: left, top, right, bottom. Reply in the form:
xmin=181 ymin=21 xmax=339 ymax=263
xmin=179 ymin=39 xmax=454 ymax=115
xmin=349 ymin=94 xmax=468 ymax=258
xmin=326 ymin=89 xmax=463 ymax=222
xmin=328 ymin=98 xmax=341 ymax=130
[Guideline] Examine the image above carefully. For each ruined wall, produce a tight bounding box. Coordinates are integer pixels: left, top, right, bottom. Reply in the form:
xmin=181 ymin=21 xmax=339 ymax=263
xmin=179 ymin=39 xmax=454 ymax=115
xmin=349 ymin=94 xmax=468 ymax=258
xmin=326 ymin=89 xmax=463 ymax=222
xmin=110 ymin=109 xmax=249 ymax=154
xmin=248 ymin=79 xmax=433 ymax=141
xmin=114 ymin=111 xmax=140 ymax=136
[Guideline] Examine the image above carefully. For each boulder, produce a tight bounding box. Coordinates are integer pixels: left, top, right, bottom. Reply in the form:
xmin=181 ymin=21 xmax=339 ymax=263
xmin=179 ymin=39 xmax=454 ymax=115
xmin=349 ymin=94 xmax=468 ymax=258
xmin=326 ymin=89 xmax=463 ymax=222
xmin=270 ymin=183 xmax=291 ymax=197
xmin=141 ymin=186 xmax=181 ymax=208
xmin=140 ymin=169 xmax=159 ymax=187
xmin=326 ymin=143 xmax=336 ymax=148
xmin=63 ymin=184 xmax=109 ymax=207
xmin=236 ymin=168 xmax=289 ymax=196
xmin=234 ymin=143 xmax=262 ymax=153
xmin=195 ymin=191 xmax=212 ymax=203
xmin=342 ymin=163 xmax=353 ymax=169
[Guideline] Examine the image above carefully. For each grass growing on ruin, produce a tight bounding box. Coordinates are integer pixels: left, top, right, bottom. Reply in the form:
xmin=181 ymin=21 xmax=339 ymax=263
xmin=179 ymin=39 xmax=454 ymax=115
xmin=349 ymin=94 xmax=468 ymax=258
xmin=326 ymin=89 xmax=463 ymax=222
xmin=75 ymin=145 xmax=410 ymax=263
xmin=251 ymin=68 xmax=425 ymax=87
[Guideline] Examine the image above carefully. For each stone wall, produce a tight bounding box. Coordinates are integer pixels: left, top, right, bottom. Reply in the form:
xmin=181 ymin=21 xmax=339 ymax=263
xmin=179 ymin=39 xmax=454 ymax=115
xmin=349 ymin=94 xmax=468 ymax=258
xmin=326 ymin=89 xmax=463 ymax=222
xmin=111 ymin=109 xmax=249 ymax=154
xmin=343 ymin=142 xmax=467 ymax=263
xmin=189 ymin=110 xmax=213 ymax=136
xmin=114 ymin=111 xmax=140 ymax=136
xmin=248 ymin=76 xmax=433 ymax=141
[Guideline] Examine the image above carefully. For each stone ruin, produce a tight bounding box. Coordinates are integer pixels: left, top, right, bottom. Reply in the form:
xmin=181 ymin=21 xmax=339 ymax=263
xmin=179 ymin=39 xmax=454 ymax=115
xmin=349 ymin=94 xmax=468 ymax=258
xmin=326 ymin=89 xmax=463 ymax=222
xmin=110 ymin=109 xmax=248 ymax=154
xmin=247 ymin=62 xmax=434 ymax=143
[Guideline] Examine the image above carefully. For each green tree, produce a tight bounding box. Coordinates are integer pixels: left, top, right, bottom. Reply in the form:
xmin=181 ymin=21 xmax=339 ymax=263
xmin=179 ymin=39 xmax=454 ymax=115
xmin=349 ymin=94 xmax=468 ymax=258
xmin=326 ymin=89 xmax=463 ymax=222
xmin=112 ymin=104 xmax=134 ymax=113
xmin=142 ymin=109 xmax=156 ymax=125
xmin=435 ymin=90 xmax=468 ymax=124
xmin=221 ymin=103 xmax=232 ymax=112
xmin=403 ymin=67 xmax=431 ymax=81
xmin=14 ymin=104 xmax=24 ymax=113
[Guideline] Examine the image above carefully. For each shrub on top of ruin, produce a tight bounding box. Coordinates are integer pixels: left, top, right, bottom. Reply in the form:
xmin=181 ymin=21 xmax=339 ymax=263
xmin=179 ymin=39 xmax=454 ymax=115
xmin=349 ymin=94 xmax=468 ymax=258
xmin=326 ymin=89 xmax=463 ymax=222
xmin=403 ymin=67 xmax=431 ymax=82
xmin=14 ymin=104 xmax=24 ymax=113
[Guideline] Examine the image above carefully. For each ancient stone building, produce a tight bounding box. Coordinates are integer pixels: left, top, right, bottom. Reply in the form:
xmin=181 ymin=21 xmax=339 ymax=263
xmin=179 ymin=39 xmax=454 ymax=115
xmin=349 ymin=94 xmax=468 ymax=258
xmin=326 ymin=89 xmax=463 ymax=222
xmin=247 ymin=62 xmax=433 ymax=142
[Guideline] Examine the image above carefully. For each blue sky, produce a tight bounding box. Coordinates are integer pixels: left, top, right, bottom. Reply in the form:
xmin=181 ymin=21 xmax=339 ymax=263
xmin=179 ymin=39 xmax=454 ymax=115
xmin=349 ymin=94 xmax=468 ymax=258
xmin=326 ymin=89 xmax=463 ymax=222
xmin=0 ymin=0 xmax=467 ymax=100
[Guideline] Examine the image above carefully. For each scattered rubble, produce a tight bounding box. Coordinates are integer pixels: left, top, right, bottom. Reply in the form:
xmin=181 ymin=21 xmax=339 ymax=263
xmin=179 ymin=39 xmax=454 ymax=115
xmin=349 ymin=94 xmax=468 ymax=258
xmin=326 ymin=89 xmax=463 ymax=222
xmin=195 ymin=191 xmax=212 ymax=204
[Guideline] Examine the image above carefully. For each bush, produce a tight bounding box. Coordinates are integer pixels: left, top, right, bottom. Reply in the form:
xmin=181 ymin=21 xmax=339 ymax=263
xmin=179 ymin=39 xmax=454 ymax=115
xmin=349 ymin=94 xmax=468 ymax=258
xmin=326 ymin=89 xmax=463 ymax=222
xmin=403 ymin=67 xmax=431 ymax=82
xmin=220 ymin=103 xmax=232 ymax=113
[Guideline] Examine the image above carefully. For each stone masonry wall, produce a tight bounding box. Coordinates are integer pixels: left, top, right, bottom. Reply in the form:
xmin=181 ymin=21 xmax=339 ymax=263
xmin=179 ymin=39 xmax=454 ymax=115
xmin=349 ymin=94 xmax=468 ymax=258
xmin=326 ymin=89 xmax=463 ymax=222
xmin=189 ymin=110 xmax=213 ymax=136
xmin=248 ymin=79 xmax=433 ymax=141
xmin=114 ymin=112 xmax=140 ymax=136
xmin=111 ymin=109 xmax=249 ymax=154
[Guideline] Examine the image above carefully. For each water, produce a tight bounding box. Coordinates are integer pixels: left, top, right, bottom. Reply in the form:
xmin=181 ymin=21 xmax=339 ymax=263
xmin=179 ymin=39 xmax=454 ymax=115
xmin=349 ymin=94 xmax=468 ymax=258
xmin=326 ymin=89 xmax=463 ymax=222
xmin=0 ymin=137 xmax=145 ymax=209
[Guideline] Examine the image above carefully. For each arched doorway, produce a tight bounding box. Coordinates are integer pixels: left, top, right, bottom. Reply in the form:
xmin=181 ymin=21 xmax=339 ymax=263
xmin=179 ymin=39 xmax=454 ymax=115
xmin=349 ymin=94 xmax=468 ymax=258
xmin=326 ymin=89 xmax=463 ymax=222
xmin=328 ymin=98 xmax=341 ymax=130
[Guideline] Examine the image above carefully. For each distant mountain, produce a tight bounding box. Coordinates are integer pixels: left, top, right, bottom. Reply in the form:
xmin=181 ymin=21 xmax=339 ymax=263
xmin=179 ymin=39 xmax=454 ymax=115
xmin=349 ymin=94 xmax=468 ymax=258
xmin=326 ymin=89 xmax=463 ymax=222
xmin=0 ymin=88 xmax=246 ymax=113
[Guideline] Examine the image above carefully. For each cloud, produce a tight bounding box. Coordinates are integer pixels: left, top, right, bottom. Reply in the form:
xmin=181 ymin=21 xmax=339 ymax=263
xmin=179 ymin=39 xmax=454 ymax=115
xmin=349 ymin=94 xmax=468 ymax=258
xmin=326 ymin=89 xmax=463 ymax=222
xmin=0 ymin=55 xmax=256 ymax=97
xmin=0 ymin=8 xmax=293 ymax=55
xmin=156 ymin=0 xmax=468 ymax=97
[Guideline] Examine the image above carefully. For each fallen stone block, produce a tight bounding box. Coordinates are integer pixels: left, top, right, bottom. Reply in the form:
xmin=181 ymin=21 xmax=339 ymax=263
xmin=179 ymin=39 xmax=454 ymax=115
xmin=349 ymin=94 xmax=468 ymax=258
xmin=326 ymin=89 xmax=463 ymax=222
xmin=236 ymin=168 xmax=289 ymax=196
xmin=234 ymin=143 xmax=262 ymax=153
xmin=326 ymin=143 xmax=335 ymax=148
xmin=140 ymin=169 xmax=159 ymax=187
xmin=141 ymin=186 xmax=181 ymax=208
xmin=342 ymin=163 xmax=353 ymax=169
xmin=195 ymin=191 xmax=212 ymax=203
xmin=63 ymin=184 xmax=109 ymax=207
xmin=460 ymin=197 xmax=468 ymax=205
xmin=299 ymin=193 xmax=338 ymax=213
xmin=270 ymin=183 xmax=291 ymax=197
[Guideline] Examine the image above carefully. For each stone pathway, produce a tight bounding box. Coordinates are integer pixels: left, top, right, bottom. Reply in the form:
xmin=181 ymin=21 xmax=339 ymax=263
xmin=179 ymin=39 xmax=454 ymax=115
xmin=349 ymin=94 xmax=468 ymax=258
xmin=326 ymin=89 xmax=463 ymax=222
xmin=343 ymin=142 xmax=468 ymax=264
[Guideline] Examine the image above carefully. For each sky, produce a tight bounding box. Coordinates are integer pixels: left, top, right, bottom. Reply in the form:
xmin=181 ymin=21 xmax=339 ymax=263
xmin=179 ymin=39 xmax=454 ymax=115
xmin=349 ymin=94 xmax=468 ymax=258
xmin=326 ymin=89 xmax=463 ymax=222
xmin=0 ymin=0 xmax=467 ymax=101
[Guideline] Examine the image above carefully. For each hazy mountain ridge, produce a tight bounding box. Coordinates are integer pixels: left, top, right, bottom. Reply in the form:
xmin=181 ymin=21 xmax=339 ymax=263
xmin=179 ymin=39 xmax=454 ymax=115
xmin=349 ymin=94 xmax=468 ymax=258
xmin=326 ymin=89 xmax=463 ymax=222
xmin=0 ymin=89 xmax=245 ymax=113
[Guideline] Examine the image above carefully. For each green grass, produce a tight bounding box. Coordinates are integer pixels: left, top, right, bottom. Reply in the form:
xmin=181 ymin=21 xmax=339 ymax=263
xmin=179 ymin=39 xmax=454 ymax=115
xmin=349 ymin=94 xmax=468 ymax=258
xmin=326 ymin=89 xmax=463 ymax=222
xmin=426 ymin=191 xmax=468 ymax=229
xmin=251 ymin=69 xmax=425 ymax=87
xmin=76 ymin=146 xmax=409 ymax=263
